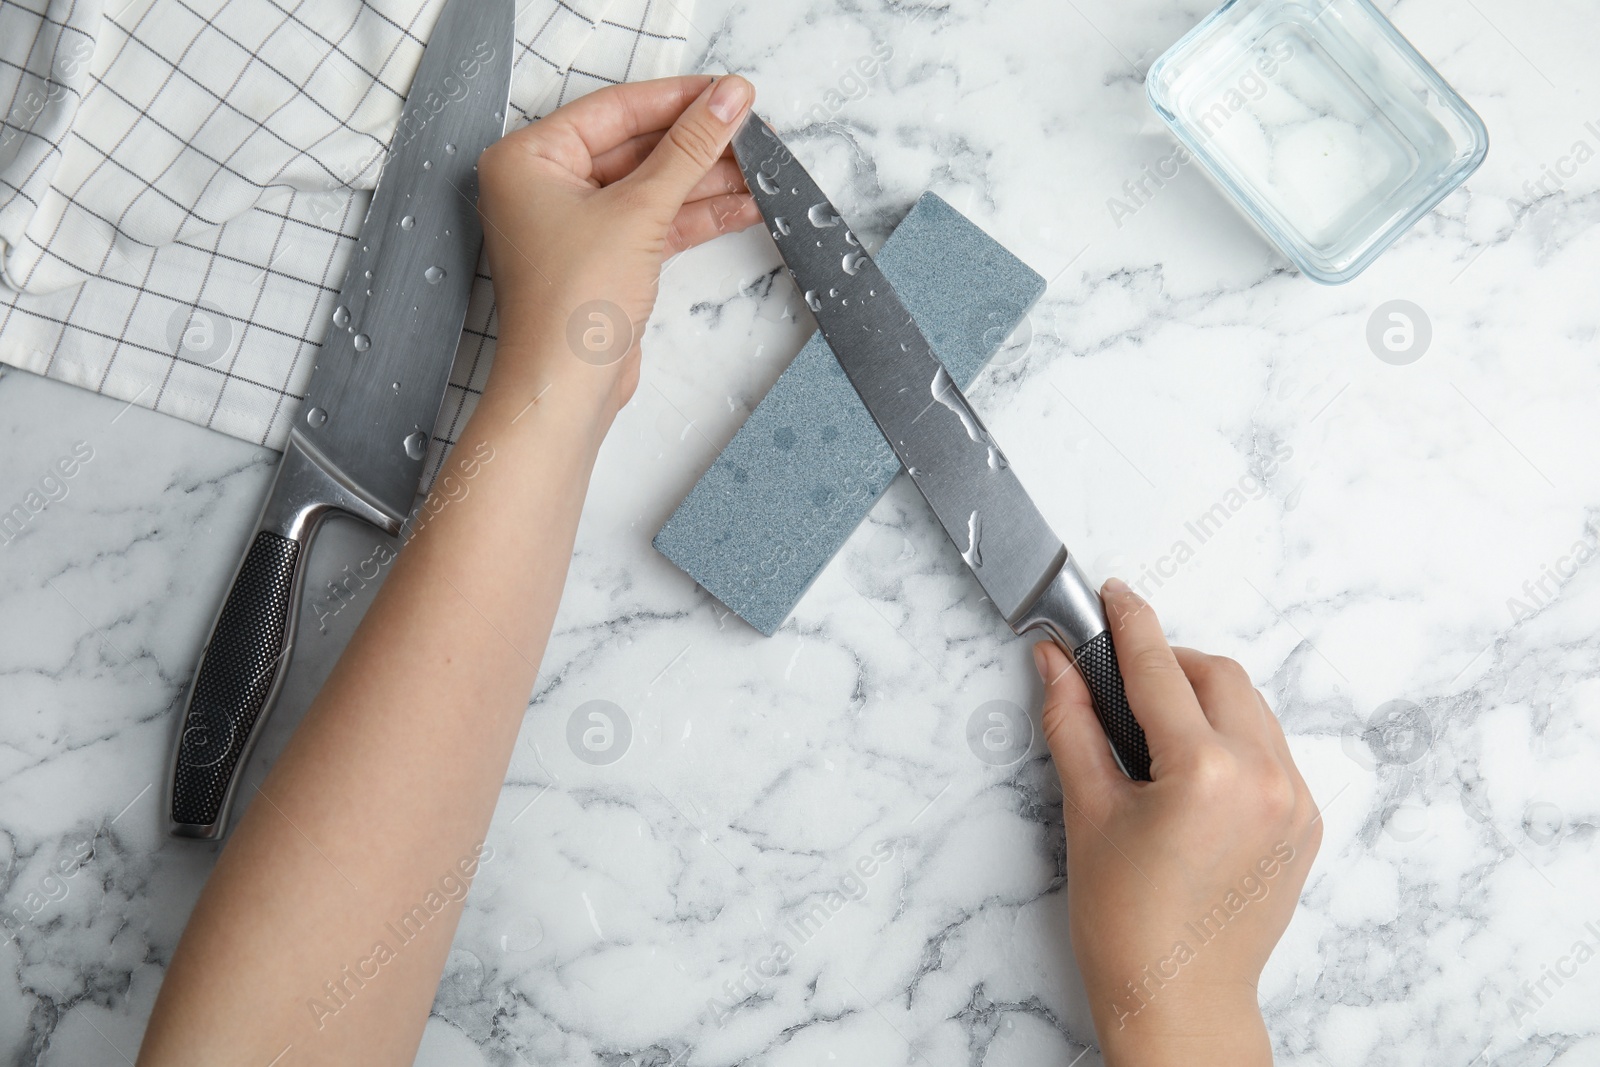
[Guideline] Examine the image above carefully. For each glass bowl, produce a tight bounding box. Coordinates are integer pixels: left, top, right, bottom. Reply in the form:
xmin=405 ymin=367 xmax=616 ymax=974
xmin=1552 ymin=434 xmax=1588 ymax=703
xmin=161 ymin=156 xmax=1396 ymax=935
xmin=1146 ymin=0 xmax=1489 ymax=284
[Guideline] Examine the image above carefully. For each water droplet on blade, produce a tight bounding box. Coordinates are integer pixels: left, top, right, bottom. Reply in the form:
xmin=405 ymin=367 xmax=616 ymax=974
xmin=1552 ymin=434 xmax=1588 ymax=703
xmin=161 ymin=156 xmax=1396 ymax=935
xmin=842 ymin=250 xmax=869 ymax=275
xmin=353 ymin=334 xmax=370 ymax=352
xmin=773 ymin=216 xmax=791 ymax=236
xmin=306 ymin=406 xmax=328 ymax=428
xmin=422 ymin=160 xmax=432 ymax=170
xmin=962 ymin=511 xmax=984 ymax=568
xmin=391 ymin=382 xmax=400 ymax=394
xmin=931 ymin=367 xmax=1008 ymax=471
xmin=807 ymin=203 xmax=841 ymax=228
xmin=844 ymin=230 xmax=860 ymax=247
xmin=424 ymin=266 xmax=445 ymax=284
xmin=364 ymin=269 xmax=372 ymax=279
xmin=400 ymin=216 xmax=415 ymax=230
xmin=332 ymin=305 xmax=350 ymax=328
xmin=755 ymin=170 xmax=779 ymax=196
xmin=445 ymin=143 xmax=457 ymax=155
xmin=804 ymin=290 xmax=822 ymax=312
xmin=403 ymin=431 xmax=427 ymax=460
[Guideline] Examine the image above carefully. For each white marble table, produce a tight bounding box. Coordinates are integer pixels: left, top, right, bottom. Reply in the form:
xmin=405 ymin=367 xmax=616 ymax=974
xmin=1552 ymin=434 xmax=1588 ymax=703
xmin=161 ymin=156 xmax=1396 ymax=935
xmin=4 ymin=0 xmax=1600 ymax=1063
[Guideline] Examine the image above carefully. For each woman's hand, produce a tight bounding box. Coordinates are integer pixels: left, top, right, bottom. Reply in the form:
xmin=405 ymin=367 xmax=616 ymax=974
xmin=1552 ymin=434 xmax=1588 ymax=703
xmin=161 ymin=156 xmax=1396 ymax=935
xmin=475 ymin=74 xmax=760 ymax=424
xmin=1035 ymin=578 xmax=1322 ymax=1066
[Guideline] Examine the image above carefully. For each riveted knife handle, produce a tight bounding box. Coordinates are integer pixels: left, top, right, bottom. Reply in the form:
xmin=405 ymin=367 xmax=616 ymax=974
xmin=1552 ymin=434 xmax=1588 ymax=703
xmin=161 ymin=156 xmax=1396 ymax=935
xmin=1014 ymin=557 xmax=1153 ymax=781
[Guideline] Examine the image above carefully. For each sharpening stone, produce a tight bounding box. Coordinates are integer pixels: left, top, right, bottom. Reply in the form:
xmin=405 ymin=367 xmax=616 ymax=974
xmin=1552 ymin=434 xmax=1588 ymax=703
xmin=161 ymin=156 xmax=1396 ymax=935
xmin=653 ymin=191 xmax=1046 ymax=636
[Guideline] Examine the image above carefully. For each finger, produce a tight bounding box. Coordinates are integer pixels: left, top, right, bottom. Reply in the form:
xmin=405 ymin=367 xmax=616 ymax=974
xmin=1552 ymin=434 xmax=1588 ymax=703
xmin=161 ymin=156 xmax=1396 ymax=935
xmin=590 ymin=131 xmax=741 ymax=191
xmin=1100 ymin=579 xmax=1211 ymax=757
xmin=688 ymin=158 xmax=748 ymax=204
xmin=1255 ymin=690 xmax=1313 ymax=801
xmin=1261 ymin=696 xmax=1322 ymax=857
xmin=511 ymin=76 xmax=717 ymax=175
xmin=626 ymin=75 xmax=755 ymax=212
xmin=1254 ymin=689 xmax=1292 ymax=766
xmin=664 ymin=193 xmax=761 ymax=255
xmin=679 ymin=157 xmax=747 ymax=205
xmin=1172 ymin=647 xmax=1266 ymax=741
xmin=587 ymin=131 xmax=664 ymax=185
xmin=1036 ymin=642 xmax=1123 ymax=818
xmin=1251 ymin=690 xmax=1319 ymax=852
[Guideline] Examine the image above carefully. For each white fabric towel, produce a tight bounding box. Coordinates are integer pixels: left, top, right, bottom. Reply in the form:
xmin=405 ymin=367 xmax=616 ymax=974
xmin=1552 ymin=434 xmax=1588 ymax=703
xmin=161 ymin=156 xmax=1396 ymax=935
xmin=0 ymin=0 xmax=696 ymax=455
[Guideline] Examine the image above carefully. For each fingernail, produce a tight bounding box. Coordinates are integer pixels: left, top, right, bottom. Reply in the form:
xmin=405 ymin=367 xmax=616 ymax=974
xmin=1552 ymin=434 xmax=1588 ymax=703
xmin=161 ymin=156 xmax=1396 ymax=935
xmin=708 ymin=76 xmax=752 ymax=124
xmin=1104 ymin=577 xmax=1131 ymax=596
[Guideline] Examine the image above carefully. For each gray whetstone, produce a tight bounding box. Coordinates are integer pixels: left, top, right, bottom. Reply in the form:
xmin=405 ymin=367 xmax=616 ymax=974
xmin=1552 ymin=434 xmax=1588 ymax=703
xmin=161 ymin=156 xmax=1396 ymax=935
xmin=653 ymin=192 xmax=1045 ymax=636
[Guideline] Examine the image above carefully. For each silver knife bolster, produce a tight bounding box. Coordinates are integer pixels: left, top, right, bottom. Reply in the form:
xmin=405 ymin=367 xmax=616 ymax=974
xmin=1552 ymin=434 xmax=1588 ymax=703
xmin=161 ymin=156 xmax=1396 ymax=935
xmin=1014 ymin=556 xmax=1154 ymax=782
xmin=1010 ymin=554 xmax=1108 ymax=650
xmin=270 ymin=432 xmax=407 ymax=540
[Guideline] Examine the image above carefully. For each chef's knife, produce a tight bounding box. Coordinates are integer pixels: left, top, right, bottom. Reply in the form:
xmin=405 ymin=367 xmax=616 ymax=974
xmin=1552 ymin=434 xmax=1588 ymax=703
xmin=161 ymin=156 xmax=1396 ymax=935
xmin=731 ymin=116 xmax=1152 ymax=780
xmin=166 ymin=0 xmax=515 ymax=838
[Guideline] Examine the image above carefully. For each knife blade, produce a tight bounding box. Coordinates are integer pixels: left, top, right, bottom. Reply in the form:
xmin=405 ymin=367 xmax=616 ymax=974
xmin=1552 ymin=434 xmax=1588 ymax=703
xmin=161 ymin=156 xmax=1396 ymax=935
xmin=731 ymin=115 xmax=1152 ymax=780
xmin=166 ymin=0 xmax=515 ymax=838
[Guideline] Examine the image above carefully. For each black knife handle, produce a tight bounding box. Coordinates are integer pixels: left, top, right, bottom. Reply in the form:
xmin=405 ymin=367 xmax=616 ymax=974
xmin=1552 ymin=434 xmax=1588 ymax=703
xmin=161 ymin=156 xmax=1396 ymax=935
xmin=165 ymin=436 xmax=400 ymax=839
xmin=170 ymin=531 xmax=302 ymax=833
xmin=1015 ymin=557 xmax=1153 ymax=781
xmin=1067 ymin=630 xmax=1152 ymax=781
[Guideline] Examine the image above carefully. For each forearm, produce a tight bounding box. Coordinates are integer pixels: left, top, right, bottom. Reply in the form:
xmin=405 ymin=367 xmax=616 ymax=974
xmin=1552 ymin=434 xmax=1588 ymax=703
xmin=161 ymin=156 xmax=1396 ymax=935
xmin=1093 ymin=983 xmax=1272 ymax=1067
xmin=140 ymin=350 xmax=609 ymax=1064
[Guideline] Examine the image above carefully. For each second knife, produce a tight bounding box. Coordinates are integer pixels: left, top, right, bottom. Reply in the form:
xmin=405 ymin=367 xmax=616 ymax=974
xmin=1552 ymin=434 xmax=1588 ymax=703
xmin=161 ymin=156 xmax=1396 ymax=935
xmin=166 ymin=0 xmax=516 ymax=838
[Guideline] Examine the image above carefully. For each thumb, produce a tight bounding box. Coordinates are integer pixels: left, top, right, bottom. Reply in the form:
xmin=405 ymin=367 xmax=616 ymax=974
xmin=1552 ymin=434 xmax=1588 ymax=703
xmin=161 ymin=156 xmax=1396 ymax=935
xmin=628 ymin=75 xmax=754 ymax=212
xmin=1035 ymin=642 xmax=1121 ymax=812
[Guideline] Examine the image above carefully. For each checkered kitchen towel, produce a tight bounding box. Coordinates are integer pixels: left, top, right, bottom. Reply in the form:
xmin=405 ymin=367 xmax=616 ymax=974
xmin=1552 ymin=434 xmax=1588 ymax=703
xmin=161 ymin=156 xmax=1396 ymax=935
xmin=0 ymin=0 xmax=696 ymax=460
